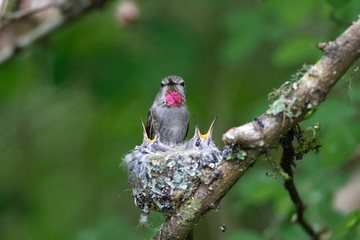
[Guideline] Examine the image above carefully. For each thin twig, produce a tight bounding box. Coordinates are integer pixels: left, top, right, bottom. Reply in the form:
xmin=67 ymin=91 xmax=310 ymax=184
xmin=0 ymin=0 xmax=109 ymax=66
xmin=2 ymin=1 xmax=60 ymax=21
xmin=280 ymin=129 xmax=320 ymax=240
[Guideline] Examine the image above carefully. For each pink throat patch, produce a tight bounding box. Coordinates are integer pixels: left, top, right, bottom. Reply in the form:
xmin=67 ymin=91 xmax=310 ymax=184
xmin=165 ymin=90 xmax=183 ymax=108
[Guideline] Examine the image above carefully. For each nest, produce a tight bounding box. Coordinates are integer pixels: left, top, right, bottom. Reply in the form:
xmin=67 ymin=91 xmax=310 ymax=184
xmin=124 ymin=118 xmax=222 ymax=216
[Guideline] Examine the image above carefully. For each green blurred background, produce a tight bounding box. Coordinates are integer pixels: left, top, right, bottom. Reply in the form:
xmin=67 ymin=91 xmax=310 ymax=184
xmin=1 ymin=0 xmax=360 ymax=239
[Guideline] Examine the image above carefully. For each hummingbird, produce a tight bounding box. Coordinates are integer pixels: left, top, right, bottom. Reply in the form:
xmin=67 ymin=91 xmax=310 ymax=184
xmin=146 ymin=75 xmax=189 ymax=144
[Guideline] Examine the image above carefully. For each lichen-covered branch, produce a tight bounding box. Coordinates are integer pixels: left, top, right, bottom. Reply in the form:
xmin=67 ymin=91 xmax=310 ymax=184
xmin=155 ymin=150 xmax=261 ymax=240
xmin=223 ymin=20 xmax=360 ymax=147
xmin=0 ymin=0 xmax=109 ymax=66
xmin=280 ymin=129 xmax=321 ymax=240
xmin=155 ymin=19 xmax=360 ymax=239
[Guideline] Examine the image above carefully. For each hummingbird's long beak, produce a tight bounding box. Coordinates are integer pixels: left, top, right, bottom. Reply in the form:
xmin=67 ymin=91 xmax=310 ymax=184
xmin=141 ymin=119 xmax=157 ymax=143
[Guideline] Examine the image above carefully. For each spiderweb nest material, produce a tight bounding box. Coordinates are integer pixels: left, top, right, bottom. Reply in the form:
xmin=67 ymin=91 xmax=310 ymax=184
xmin=124 ymin=117 xmax=223 ymax=216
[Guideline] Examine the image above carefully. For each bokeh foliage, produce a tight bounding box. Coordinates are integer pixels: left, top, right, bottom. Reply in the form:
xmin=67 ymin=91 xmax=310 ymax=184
xmin=0 ymin=0 xmax=360 ymax=239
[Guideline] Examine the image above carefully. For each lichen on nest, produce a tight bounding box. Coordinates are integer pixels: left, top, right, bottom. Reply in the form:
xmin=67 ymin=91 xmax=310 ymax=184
xmin=123 ymin=117 xmax=222 ymax=216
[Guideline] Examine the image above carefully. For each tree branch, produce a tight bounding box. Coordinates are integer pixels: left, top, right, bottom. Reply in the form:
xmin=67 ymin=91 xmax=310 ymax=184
xmin=0 ymin=0 xmax=109 ymax=66
xmin=280 ymin=129 xmax=320 ymax=240
xmin=154 ymin=19 xmax=360 ymax=239
xmin=1 ymin=2 xmax=60 ymax=23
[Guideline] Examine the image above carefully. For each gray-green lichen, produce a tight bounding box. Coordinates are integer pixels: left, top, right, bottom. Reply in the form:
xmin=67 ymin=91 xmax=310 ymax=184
xmin=267 ymin=64 xmax=314 ymax=118
xmin=222 ymin=144 xmax=247 ymax=161
xmin=268 ymin=64 xmax=312 ymax=102
xmin=176 ymin=197 xmax=202 ymax=225
xmin=266 ymin=95 xmax=302 ymax=118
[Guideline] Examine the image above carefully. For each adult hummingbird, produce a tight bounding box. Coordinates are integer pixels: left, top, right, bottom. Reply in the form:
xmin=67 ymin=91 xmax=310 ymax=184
xmin=145 ymin=75 xmax=189 ymax=144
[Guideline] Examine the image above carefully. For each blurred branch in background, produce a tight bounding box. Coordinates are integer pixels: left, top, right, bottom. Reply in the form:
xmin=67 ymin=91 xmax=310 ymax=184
xmin=1 ymin=1 xmax=61 ymax=23
xmin=0 ymin=0 xmax=8 ymax=18
xmin=0 ymin=0 xmax=109 ymax=65
xmin=155 ymin=19 xmax=360 ymax=239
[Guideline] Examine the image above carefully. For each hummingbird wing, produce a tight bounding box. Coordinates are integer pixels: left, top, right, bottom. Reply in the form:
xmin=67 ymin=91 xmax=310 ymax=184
xmin=145 ymin=109 xmax=154 ymax=140
xmin=184 ymin=118 xmax=189 ymax=141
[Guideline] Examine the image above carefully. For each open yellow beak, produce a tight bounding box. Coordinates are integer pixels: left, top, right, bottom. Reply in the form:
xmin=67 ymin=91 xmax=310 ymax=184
xmin=141 ymin=119 xmax=157 ymax=142
xmin=198 ymin=116 xmax=217 ymax=140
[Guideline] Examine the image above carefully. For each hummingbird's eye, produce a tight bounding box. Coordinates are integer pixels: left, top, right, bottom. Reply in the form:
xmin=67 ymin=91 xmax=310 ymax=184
xmin=195 ymin=139 xmax=201 ymax=147
xmin=180 ymin=82 xmax=185 ymax=87
xmin=161 ymin=83 xmax=165 ymax=87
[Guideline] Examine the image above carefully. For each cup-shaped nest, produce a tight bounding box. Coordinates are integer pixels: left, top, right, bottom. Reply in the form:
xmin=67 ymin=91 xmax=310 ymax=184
xmin=124 ymin=117 xmax=222 ymax=216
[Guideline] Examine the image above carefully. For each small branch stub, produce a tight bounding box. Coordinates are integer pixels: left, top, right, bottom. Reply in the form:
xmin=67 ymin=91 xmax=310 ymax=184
xmin=316 ymin=42 xmax=327 ymax=51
